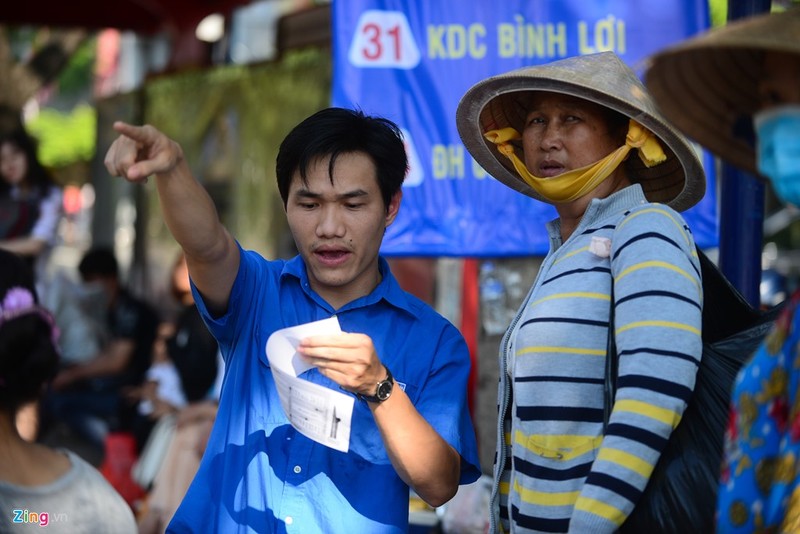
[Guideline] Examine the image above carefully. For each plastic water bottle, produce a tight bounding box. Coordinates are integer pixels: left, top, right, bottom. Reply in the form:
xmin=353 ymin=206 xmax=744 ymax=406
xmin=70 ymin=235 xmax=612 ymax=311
xmin=480 ymin=261 xmax=507 ymax=336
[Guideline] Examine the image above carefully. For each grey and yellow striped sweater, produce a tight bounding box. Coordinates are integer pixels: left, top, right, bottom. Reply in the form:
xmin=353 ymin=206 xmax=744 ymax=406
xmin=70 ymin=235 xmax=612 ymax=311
xmin=491 ymin=185 xmax=703 ymax=533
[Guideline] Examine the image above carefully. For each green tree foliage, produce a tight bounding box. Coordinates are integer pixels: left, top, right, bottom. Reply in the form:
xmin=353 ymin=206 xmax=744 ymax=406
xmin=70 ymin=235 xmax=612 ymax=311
xmin=57 ymin=36 xmax=96 ymax=97
xmin=26 ymin=104 xmax=96 ymax=168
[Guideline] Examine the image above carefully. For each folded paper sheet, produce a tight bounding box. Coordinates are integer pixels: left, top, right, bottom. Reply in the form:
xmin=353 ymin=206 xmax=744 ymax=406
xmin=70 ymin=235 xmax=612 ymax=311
xmin=265 ymin=317 xmax=355 ymax=452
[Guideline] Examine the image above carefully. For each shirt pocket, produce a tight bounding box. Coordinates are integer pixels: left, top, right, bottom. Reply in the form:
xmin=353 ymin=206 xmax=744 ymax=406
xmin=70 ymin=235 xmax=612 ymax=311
xmin=523 ymin=433 xmax=603 ymax=462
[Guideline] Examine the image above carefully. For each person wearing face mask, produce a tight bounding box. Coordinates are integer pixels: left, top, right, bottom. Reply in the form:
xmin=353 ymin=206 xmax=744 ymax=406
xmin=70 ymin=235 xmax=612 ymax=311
xmin=644 ymin=7 xmax=800 ymax=533
xmin=457 ymin=52 xmax=706 ymax=533
xmin=42 ymin=247 xmax=160 ymax=461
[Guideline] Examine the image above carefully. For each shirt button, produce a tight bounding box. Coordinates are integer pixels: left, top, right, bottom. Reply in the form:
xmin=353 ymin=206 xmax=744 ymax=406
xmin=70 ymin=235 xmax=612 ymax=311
xmin=293 ymin=465 xmax=302 ymax=474
xmin=285 ymin=516 xmax=293 ymax=525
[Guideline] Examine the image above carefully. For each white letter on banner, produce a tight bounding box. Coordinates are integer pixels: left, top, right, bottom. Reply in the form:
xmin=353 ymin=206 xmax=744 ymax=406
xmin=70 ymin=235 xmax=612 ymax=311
xmin=428 ymin=24 xmax=485 ymax=59
xmin=497 ymin=23 xmax=515 ymax=58
xmin=469 ymin=24 xmax=486 ymax=59
xmin=401 ymin=129 xmax=424 ymax=187
xmin=578 ymin=16 xmax=626 ymax=55
xmin=431 ymin=145 xmax=464 ymax=180
xmin=428 ymin=25 xmax=447 ymax=58
xmin=547 ymin=23 xmax=567 ymax=57
xmin=578 ymin=21 xmax=594 ymax=54
xmin=348 ymin=10 xmax=420 ymax=69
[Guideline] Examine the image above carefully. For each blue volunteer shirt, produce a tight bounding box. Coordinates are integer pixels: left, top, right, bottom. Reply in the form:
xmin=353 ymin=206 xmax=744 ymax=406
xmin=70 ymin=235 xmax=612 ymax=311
xmin=167 ymin=245 xmax=481 ymax=533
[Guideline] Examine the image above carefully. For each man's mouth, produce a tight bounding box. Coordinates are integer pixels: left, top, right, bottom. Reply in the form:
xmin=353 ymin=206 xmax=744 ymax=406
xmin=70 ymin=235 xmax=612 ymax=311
xmin=314 ymin=248 xmax=351 ymax=266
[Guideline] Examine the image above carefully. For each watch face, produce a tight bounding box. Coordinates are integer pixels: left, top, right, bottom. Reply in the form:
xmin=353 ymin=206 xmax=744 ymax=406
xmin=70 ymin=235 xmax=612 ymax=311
xmin=377 ymin=380 xmax=393 ymax=400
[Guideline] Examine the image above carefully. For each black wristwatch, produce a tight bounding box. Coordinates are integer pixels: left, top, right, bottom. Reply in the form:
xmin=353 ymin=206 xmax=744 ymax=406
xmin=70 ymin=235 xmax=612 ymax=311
xmin=358 ymin=366 xmax=394 ymax=403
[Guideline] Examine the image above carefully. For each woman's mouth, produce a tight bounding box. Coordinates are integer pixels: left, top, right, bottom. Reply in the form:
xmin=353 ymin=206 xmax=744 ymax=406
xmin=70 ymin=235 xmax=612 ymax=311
xmin=538 ymin=162 xmax=565 ymax=177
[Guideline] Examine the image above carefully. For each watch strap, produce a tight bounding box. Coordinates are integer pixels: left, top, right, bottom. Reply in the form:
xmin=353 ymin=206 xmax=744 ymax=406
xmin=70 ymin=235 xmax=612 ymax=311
xmin=357 ymin=366 xmax=393 ymax=403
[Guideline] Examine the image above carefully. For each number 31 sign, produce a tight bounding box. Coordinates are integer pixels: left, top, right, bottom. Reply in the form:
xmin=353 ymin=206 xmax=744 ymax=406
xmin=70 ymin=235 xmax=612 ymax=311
xmin=347 ymin=10 xmax=421 ymax=69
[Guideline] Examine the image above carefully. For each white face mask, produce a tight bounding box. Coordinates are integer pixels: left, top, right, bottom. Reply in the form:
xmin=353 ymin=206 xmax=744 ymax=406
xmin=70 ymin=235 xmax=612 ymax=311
xmin=754 ymin=104 xmax=800 ymax=206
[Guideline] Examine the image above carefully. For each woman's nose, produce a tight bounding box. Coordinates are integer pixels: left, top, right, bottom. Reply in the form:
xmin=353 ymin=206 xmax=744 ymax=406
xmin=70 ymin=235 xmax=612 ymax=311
xmin=540 ymin=123 xmax=562 ymax=150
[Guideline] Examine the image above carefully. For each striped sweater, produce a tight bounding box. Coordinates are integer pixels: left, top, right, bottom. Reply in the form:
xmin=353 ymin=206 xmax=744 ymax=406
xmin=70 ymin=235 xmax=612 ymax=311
xmin=490 ymin=185 xmax=703 ymax=533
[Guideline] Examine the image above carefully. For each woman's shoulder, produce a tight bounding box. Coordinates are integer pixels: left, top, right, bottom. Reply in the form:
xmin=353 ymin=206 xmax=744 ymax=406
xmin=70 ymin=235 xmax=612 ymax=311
xmin=625 ymin=200 xmax=686 ymax=219
xmin=617 ymin=201 xmax=692 ymax=238
xmin=64 ymin=451 xmax=138 ymax=506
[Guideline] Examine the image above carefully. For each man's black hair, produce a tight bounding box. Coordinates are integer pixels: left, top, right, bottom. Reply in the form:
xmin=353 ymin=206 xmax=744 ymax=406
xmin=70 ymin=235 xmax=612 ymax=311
xmin=275 ymin=108 xmax=408 ymax=209
xmin=78 ymin=247 xmax=119 ymax=279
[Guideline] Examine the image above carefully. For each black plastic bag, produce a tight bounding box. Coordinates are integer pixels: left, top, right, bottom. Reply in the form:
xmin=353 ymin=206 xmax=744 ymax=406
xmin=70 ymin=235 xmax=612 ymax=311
xmin=605 ymin=249 xmax=782 ymax=533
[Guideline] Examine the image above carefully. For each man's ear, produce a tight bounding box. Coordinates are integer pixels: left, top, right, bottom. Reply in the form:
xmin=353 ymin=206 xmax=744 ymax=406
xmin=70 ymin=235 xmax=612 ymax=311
xmin=385 ymin=190 xmax=402 ymax=227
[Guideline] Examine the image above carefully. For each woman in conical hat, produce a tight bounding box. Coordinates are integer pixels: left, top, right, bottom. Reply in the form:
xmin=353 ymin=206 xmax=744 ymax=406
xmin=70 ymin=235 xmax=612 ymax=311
xmin=456 ymin=51 xmax=706 ymax=533
xmin=646 ymin=9 xmax=800 ymax=533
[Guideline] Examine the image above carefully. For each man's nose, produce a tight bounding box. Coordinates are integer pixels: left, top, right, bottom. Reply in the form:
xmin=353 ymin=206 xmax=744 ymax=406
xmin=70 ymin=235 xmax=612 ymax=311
xmin=316 ymin=206 xmax=345 ymax=237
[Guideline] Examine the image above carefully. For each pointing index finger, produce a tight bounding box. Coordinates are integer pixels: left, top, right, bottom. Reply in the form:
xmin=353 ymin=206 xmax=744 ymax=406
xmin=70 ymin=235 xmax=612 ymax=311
xmin=113 ymin=121 xmax=156 ymax=144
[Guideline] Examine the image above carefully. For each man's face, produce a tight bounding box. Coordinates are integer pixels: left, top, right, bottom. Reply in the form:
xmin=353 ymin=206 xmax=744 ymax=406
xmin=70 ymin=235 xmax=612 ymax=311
xmin=286 ymin=151 xmax=401 ymax=309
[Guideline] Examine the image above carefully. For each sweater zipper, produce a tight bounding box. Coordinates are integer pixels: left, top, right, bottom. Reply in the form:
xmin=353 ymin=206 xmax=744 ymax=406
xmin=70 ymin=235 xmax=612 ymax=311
xmin=488 ymin=241 xmax=570 ymax=533
xmin=490 ymin=314 xmax=517 ymax=534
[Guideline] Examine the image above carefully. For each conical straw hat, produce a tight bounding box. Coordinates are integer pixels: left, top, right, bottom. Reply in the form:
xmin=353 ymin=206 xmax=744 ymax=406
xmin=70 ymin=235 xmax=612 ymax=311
xmin=645 ymin=8 xmax=800 ymax=175
xmin=456 ymin=51 xmax=706 ymax=212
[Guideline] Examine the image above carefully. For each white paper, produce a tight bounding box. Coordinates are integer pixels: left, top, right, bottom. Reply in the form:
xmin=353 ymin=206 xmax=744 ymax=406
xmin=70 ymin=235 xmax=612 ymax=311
xmin=265 ymin=317 xmax=355 ymax=452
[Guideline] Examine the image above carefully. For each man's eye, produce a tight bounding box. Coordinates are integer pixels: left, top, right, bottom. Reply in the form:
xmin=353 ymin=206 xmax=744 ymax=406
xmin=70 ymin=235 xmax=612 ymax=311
xmin=345 ymin=203 xmax=364 ymax=209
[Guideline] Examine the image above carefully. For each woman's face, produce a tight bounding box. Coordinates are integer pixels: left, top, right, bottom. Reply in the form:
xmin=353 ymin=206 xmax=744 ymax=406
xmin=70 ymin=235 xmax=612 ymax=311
xmin=758 ymin=51 xmax=800 ymax=111
xmin=0 ymin=141 xmax=28 ymax=186
xmin=521 ymin=92 xmax=622 ymax=178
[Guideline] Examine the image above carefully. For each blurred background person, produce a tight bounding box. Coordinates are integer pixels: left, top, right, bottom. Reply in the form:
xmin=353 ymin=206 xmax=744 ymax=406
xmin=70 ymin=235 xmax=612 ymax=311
xmin=645 ymin=7 xmax=800 ymax=533
xmin=124 ymin=251 xmax=219 ymax=452
xmin=0 ymin=248 xmax=137 ymax=533
xmin=0 ymin=126 xmax=64 ymax=442
xmin=135 ymin=371 xmax=223 ymax=534
xmin=42 ymin=247 xmax=159 ymax=462
xmin=0 ymin=127 xmax=63 ymax=283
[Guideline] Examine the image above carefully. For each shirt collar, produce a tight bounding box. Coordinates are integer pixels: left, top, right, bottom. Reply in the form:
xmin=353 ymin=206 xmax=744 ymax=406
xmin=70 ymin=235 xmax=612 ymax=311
xmin=281 ymin=255 xmax=420 ymax=318
xmin=545 ymin=183 xmax=649 ymax=244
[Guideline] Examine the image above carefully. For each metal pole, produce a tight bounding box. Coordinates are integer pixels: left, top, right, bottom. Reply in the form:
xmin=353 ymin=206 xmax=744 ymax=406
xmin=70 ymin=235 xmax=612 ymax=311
xmin=717 ymin=0 xmax=771 ymax=306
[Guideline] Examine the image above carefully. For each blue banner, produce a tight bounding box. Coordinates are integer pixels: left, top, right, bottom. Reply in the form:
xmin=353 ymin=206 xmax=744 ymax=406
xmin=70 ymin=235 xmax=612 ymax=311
xmin=332 ymin=1 xmax=717 ymax=256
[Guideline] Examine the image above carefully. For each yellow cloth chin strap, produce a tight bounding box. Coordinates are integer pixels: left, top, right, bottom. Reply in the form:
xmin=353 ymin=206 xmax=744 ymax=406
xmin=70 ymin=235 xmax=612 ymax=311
xmin=484 ymin=120 xmax=667 ymax=203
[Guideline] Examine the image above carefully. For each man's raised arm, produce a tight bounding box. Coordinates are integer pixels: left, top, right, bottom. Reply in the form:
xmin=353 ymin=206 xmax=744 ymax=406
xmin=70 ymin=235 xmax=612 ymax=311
xmin=104 ymin=121 xmax=239 ymax=314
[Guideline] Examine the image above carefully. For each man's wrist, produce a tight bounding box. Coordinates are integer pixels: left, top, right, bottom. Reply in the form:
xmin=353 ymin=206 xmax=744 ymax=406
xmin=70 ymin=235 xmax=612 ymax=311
xmin=357 ymin=365 xmax=394 ymax=403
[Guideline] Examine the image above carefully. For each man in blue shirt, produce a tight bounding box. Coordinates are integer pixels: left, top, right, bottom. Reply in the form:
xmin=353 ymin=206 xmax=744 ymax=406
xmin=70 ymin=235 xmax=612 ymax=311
xmin=104 ymin=108 xmax=481 ymax=533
